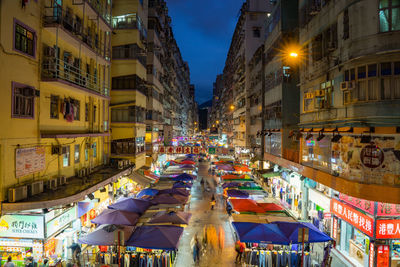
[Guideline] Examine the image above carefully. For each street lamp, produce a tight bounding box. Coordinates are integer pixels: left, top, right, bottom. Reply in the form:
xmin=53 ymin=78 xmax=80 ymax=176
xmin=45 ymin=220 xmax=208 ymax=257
xmin=230 ymin=105 xmax=235 ymax=111
xmin=290 ymin=52 xmax=298 ymax=58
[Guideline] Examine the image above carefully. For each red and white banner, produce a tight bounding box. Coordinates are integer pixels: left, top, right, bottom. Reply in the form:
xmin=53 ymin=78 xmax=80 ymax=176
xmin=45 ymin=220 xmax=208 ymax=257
xmin=331 ymin=199 xmax=374 ymax=237
xmin=376 ymin=219 xmax=400 ymax=239
xmin=157 ymin=146 xmax=201 ymax=154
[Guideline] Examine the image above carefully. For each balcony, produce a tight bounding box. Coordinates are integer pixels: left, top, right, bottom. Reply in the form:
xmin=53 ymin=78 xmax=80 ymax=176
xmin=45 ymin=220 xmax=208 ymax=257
xmin=41 ymin=54 xmax=109 ymax=97
xmin=112 ymin=14 xmax=147 ymax=41
xmin=43 ymin=4 xmax=111 ymax=62
xmin=112 ymin=44 xmax=146 ymax=67
xmin=84 ymin=0 xmax=112 ymax=27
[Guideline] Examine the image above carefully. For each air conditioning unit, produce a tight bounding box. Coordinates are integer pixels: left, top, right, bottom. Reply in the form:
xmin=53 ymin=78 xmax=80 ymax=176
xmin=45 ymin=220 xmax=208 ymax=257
xmin=47 ymin=178 xmax=58 ymax=190
xmin=314 ymin=90 xmax=325 ymax=97
xmin=304 ymin=92 xmax=314 ymax=99
xmin=118 ymin=160 xmax=124 ymax=169
xmin=8 ymin=185 xmax=28 ymax=202
xmin=340 ymin=81 xmax=356 ymax=91
xmin=51 ymin=145 xmax=61 ymax=155
xmin=29 ymin=181 xmax=44 ymax=196
xmin=58 ymin=176 xmax=67 ymax=186
xmin=124 ymin=160 xmax=130 ymax=167
xmin=78 ymin=168 xmax=86 ymax=177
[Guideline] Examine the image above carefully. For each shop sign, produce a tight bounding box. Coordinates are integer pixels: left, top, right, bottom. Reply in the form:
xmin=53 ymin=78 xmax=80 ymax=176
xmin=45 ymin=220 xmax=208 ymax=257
xmin=46 ymin=206 xmax=77 ymax=238
xmin=360 ymin=144 xmax=384 ymax=168
xmin=377 ymin=203 xmax=400 ymax=216
xmin=310 ymin=189 xmax=331 ymax=212
xmin=369 ymin=242 xmax=374 ymax=267
xmin=332 ymin=218 xmax=337 ymax=239
xmin=339 ymin=193 xmax=374 ymax=215
xmin=44 ymin=238 xmax=56 ymax=255
xmin=158 ymin=146 xmax=194 ymax=154
xmin=377 ymin=245 xmax=390 ymax=267
xmin=208 ymin=147 xmax=216 ymax=154
xmin=89 ymin=209 xmax=96 ymax=220
xmin=16 ymin=147 xmax=46 ymax=178
xmin=331 ymin=199 xmax=374 ymax=237
xmin=0 ymin=215 xmax=44 ymax=239
xmin=376 ymin=220 xmax=400 ymax=239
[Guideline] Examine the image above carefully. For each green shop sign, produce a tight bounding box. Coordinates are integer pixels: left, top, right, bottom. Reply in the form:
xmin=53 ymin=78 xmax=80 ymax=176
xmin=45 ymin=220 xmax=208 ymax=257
xmin=208 ymin=147 xmax=216 ymax=154
xmin=0 ymin=214 xmax=44 ymax=239
xmin=46 ymin=206 xmax=77 ymax=238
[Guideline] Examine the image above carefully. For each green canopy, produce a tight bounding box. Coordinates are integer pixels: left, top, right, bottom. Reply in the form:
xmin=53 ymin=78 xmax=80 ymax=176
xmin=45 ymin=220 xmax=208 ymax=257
xmin=262 ymin=172 xmax=281 ymax=178
xmin=239 ymin=186 xmax=263 ymax=190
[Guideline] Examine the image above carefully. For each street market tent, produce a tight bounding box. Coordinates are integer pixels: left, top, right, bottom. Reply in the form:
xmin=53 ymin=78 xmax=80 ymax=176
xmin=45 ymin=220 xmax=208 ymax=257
xmin=108 ymin=198 xmax=152 ymax=214
xmin=150 ymin=193 xmax=188 ymax=205
xmin=216 ymin=165 xmax=235 ymax=171
xmin=273 ymin=221 xmax=332 ymax=244
xmin=222 ymin=182 xmax=241 ymax=189
xmin=231 ymin=214 xmax=269 ymax=223
xmin=78 ymin=224 xmax=135 ymax=245
xmin=262 ymin=172 xmax=281 ymax=178
xmin=179 ymin=164 xmax=196 ymax=169
xmin=221 ymin=174 xmax=240 ymax=180
xmin=232 ymin=222 xmax=289 ymax=244
xmin=173 ymin=181 xmax=193 ymax=189
xmin=136 ymin=188 xmax=159 ymax=199
xmin=172 ymin=173 xmax=194 ymax=181
xmin=230 ymin=199 xmax=266 ymax=213
xmin=257 ymin=203 xmax=285 ymax=212
xmin=143 ymin=170 xmax=159 ymax=182
xmin=148 ymin=211 xmax=192 ymax=225
xmin=227 ymin=189 xmax=250 ymax=198
xmin=158 ymin=188 xmax=190 ymax=197
xmin=234 ymin=166 xmax=251 ymax=172
xmin=179 ymin=160 xmax=196 ymax=165
xmin=126 ymin=225 xmax=184 ymax=250
xmin=91 ymin=209 xmax=140 ymax=226
xmin=239 ymin=174 xmax=251 ymax=179
xmin=265 ymin=215 xmax=296 ymax=223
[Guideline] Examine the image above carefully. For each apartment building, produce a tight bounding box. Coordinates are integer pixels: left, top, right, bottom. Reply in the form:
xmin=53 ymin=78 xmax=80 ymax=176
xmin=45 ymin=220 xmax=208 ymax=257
xmin=110 ymin=0 xmax=148 ymax=170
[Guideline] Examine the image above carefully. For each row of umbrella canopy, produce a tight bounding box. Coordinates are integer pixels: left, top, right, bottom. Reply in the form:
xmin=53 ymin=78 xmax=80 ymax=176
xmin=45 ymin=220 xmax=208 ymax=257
xmin=233 ymin=221 xmax=332 ymax=244
xmin=229 ymin=199 xmax=285 ymax=214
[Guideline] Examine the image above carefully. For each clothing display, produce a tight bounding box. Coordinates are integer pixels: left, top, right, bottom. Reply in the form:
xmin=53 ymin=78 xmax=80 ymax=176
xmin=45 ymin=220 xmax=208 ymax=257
xmin=96 ymin=250 xmax=176 ymax=267
xmin=243 ymin=248 xmax=311 ymax=267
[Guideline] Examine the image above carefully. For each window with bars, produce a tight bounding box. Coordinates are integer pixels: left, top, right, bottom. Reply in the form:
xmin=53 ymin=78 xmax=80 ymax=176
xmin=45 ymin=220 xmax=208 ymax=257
xmin=379 ymin=0 xmax=400 ymax=32
xmin=50 ymin=95 xmax=59 ymax=119
xmin=12 ymin=84 xmax=34 ymax=118
xmin=14 ymin=22 xmax=35 ymax=57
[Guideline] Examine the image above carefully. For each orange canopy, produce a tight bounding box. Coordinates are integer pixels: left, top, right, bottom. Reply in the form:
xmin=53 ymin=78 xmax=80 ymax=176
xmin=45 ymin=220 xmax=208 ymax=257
xmin=234 ymin=166 xmax=251 ymax=172
xmin=257 ymin=203 xmax=285 ymax=211
xmin=222 ymin=174 xmax=240 ymax=180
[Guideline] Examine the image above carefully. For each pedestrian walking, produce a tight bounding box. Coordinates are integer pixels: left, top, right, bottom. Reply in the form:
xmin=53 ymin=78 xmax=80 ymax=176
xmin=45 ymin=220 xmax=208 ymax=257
xmin=226 ymin=201 xmax=233 ymax=216
xmin=235 ymin=241 xmax=242 ymax=263
xmin=218 ymin=226 xmax=225 ymax=253
xmin=191 ymin=234 xmax=201 ymax=265
xmin=210 ymin=195 xmax=216 ymax=210
xmin=4 ymin=256 xmax=15 ymax=267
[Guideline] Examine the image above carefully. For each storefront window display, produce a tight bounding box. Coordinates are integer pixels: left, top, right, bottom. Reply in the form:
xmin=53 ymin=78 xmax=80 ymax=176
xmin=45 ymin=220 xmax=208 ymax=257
xmin=271 ymin=172 xmax=302 ymax=218
xmin=265 ymin=133 xmax=282 ymax=157
xmin=391 ymin=240 xmax=400 ymax=266
xmin=301 ymin=135 xmax=330 ymax=171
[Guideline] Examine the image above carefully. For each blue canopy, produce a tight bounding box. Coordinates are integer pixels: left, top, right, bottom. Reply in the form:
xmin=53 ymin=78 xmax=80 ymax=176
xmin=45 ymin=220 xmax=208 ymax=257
xmin=273 ymin=221 xmax=333 ymax=244
xmin=137 ymin=188 xmax=159 ymax=199
xmin=232 ymin=222 xmax=289 ymax=244
xmin=108 ymin=198 xmax=151 ymax=214
xmin=91 ymin=209 xmax=139 ymax=226
xmin=126 ymin=225 xmax=184 ymax=250
xmin=172 ymin=173 xmax=194 ymax=181
xmin=78 ymin=224 xmax=135 ymax=246
xmin=227 ymin=189 xmax=249 ymax=198
xmin=158 ymin=188 xmax=190 ymax=197
xmin=173 ymin=182 xmax=192 ymax=189
xmin=77 ymin=201 xmax=94 ymax=217
xmin=222 ymin=182 xmax=240 ymax=189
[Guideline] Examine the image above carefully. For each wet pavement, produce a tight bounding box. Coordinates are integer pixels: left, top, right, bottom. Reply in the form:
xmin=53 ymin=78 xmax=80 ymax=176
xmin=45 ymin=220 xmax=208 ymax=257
xmin=175 ymin=161 xmax=237 ymax=267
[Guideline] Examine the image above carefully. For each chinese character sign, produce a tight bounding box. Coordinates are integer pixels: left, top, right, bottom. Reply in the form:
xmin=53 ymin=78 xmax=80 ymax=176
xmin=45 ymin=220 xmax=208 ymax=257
xmin=0 ymin=215 xmax=44 ymax=239
xmin=339 ymin=193 xmax=374 ymax=215
xmin=192 ymin=147 xmax=199 ymax=154
xmin=377 ymin=203 xmax=400 ymax=216
xmin=376 ymin=220 xmax=400 ymax=239
xmin=331 ymin=199 xmax=374 ymax=236
xmin=377 ymin=245 xmax=390 ymax=267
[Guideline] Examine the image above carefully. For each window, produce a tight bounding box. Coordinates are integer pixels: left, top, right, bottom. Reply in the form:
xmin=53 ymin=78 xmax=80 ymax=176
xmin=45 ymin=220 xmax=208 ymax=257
xmin=12 ymin=83 xmax=34 ymax=118
xmin=85 ymin=103 xmax=89 ymax=121
xmin=50 ymin=95 xmax=59 ymax=119
xmin=62 ymin=146 xmax=70 ymax=167
xmin=253 ymin=27 xmax=261 ymax=38
xmin=303 ymin=91 xmax=314 ymax=112
xmin=14 ymin=20 xmax=35 ymax=57
xmin=74 ymin=144 xmax=80 ymax=163
xmin=93 ymin=142 xmax=97 ymax=158
xmin=85 ymin=144 xmax=89 ymax=161
xmin=343 ymin=9 xmax=349 ymax=39
xmin=379 ymin=0 xmax=400 ymax=32
xmin=312 ymin=34 xmax=323 ymax=61
xmin=93 ymin=105 xmax=97 ymax=122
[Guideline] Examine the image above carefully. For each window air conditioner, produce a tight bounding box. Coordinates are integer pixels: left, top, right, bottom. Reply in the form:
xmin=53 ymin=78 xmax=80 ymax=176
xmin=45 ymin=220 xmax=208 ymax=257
xmin=47 ymin=178 xmax=58 ymax=190
xmin=29 ymin=181 xmax=44 ymax=196
xmin=8 ymin=185 xmax=28 ymax=202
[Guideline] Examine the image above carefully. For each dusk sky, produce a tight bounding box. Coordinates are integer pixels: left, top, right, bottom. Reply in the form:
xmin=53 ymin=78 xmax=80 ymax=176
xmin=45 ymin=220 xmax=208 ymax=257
xmin=166 ymin=0 xmax=245 ymax=105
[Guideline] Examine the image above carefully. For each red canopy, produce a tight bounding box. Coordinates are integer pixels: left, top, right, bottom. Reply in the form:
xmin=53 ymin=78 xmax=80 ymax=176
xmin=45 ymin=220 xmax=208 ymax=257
xmin=179 ymin=160 xmax=196 ymax=165
xmin=222 ymin=174 xmax=240 ymax=179
xmin=230 ymin=199 xmax=265 ymax=213
xmin=257 ymin=203 xmax=285 ymax=211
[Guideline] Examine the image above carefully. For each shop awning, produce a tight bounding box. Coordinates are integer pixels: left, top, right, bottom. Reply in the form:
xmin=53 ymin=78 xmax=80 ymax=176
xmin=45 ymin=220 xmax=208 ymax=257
xmin=131 ymin=171 xmax=155 ymax=186
xmin=262 ymin=172 xmax=281 ymax=178
xmin=2 ymin=166 xmax=133 ymax=212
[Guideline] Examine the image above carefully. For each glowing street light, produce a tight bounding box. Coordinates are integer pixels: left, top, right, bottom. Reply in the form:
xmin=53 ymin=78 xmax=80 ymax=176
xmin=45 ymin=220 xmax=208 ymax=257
xmin=290 ymin=52 xmax=298 ymax=58
xmin=230 ymin=105 xmax=235 ymax=110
